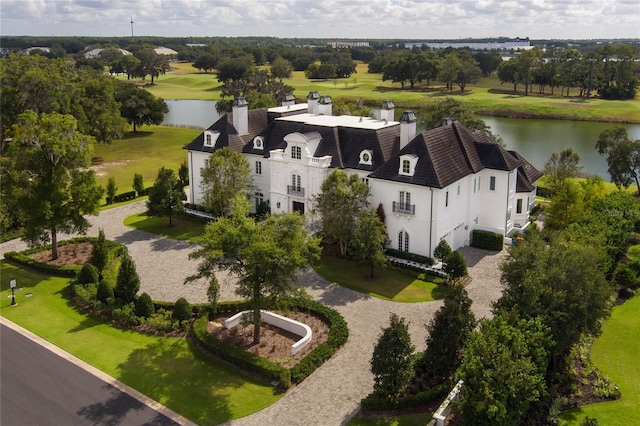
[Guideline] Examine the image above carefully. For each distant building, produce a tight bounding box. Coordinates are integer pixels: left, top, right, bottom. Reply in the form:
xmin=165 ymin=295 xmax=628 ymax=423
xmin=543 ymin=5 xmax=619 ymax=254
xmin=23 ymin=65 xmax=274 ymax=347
xmin=154 ymin=47 xmax=178 ymax=56
xmin=328 ymin=41 xmax=370 ymax=48
xmin=84 ymin=48 xmax=132 ymax=59
xmin=405 ymin=37 xmax=534 ymax=51
xmin=22 ymin=47 xmax=50 ymax=55
xmin=184 ymin=96 xmax=541 ymax=258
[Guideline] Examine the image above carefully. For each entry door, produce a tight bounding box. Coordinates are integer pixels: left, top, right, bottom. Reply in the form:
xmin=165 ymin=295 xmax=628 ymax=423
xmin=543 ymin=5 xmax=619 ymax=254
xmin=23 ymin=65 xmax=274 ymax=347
xmin=293 ymin=201 xmax=305 ymax=214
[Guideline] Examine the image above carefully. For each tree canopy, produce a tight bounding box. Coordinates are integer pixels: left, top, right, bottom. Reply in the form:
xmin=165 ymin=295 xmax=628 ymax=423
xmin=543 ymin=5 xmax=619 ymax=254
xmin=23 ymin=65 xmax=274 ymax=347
xmin=313 ymin=169 xmax=370 ymax=256
xmin=352 ymin=209 xmax=388 ymax=278
xmin=146 ymin=167 xmax=184 ymax=226
xmin=186 ymin=195 xmax=321 ymax=344
xmin=542 ymin=147 xmax=583 ymax=195
xmin=596 ymin=127 xmax=640 ymax=194
xmin=115 ymin=81 xmax=168 ymax=132
xmin=0 ymin=54 xmax=127 ymax=142
xmin=4 ymin=111 xmax=103 ymax=260
xmin=456 ymin=315 xmax=553 ymax=426
xmin=495 ymin=232 xmax=614 ymax=357
xmin=200 ymin=147 xmax=252 ymax=217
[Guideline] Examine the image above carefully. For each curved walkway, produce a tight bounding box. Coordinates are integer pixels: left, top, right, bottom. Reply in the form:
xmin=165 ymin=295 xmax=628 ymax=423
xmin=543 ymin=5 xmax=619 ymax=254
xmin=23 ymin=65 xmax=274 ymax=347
xmin=0 ymin=202 xmax=506 ymax=426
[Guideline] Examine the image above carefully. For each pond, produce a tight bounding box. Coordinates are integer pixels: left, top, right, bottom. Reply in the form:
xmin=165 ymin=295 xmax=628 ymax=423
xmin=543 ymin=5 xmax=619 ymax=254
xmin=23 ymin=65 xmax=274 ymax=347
xmin=163 ymin=100 xmax=640 ymax=180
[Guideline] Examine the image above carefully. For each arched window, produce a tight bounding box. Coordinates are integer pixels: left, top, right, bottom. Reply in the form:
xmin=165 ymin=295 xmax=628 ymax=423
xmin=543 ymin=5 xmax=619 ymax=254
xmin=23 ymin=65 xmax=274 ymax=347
xmin=398 ymin=230 xmax=409 ymax=252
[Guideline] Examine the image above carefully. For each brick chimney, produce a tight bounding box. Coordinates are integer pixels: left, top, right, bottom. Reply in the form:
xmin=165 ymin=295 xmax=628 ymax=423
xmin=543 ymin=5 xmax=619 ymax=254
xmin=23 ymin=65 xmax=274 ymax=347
xmin=379 ymin=100 xmax=395 ymax=121
xmin=307 ymin=91 xmax=320 ymax=114
xmin=318 ymin=95 xmax=333 ymax=116
xmin=232 ymin=97 xmax=249 ymax=135
xmin=399 ymin=111 xmax=417 ymax=150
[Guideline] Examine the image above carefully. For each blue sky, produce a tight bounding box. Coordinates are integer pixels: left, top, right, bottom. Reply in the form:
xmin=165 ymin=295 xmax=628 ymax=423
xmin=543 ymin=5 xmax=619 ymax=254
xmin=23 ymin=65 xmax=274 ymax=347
xmin=1 ymin=0 xmax=639 ymax=39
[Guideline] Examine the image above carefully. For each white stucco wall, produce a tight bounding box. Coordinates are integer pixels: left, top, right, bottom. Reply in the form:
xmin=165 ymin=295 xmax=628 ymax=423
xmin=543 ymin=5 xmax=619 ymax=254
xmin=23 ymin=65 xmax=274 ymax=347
xmin=187 ymin=150 xmax=212 ymax=206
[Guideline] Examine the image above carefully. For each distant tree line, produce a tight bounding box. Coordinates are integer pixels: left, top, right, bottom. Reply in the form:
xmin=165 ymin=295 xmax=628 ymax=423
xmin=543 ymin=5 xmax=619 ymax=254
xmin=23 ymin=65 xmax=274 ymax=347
xmin=497 ymin=44 xmax=639 ymax=99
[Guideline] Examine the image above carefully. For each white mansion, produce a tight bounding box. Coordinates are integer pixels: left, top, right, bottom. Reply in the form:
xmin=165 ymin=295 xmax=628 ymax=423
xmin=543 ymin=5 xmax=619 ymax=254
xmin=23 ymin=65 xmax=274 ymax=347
xmin=184 ymin=94 xmax=541 ymax=258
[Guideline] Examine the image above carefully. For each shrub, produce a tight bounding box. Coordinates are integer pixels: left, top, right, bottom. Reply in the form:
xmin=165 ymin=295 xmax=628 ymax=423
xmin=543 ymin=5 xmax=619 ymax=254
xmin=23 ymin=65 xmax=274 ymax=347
xmin=172 ymin=297 xmax=191 ymax=322
xmin=77 ymin=263 xmax=99 ymax=284
xmin=385 ymin=248 xmax=434 ymax=266
xmin=96 ymin=280 xmax=114 ymax=304
xmin=115 ymin=254 xmax=140 ymax=304
xmin=444 ymin=251 xmax=468 ymax=279
xmin=471 ymin=229 xmax=504 ymax=251
xmin=106 ymin=177 xmax=117 ymax=205
xmin=360 ymin=382 xmax=449 ymax=411
xmin=133 ymin=173 xmax=145 ymax=197
xmin=433 ymin=239 xmax=452 ymax=265
xmin=614 ymin=265 xmax=638 ymax=289
xmin=136 ymin=292 xmax=156 ymax=318
xmin=90 ymin=228 xmax=109 ymax=277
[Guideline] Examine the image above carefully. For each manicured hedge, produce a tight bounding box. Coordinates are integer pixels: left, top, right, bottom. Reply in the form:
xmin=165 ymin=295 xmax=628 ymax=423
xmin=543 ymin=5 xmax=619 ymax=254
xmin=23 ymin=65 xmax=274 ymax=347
xmin=471 ymin=229 xmax=504 ymax=251
xmin=360 ymin=382 xmax=449 ymax=411
xmin=385 ymin=248 xmax=434 ymax=266
xmin=192 ymin=298 xmax=349 ymax=388
xmin=113 ymin=190 xmax=137 ymax=203
xmin=3 ymin=237 xmax=127 ymax=277
xmin=536 ymin=186 xmax=552 ymax=199
xmin=193 ymin=315 xmax=292 ymax=388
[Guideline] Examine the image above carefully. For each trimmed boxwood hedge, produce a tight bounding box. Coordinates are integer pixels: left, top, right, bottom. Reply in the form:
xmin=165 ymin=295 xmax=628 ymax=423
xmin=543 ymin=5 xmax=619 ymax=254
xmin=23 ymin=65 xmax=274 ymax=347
xmin=113 ymin=190 xmax=137 ymax=203
xmin=471 ymin=229 xmax=504 ymax=251
xmin=3 ymin=237 xmax=128 ymax=277
xmin=192 ymin=298 xmax=348 ymax=389
xmin=385 ymin=248 xmax=434 ymax=266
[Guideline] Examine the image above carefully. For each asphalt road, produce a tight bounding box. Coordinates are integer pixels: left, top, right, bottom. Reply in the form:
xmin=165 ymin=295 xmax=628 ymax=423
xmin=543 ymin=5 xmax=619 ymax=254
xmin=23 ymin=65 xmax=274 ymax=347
xmin=0 ymin=323 xmax=179 ymax=426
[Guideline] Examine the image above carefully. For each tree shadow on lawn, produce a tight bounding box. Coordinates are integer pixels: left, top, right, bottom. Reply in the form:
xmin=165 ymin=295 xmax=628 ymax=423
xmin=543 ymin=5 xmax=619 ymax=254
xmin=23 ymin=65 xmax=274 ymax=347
xmin=296 ymin=269 xmax=369 ymax=306
xmin=114 ymin=338 xmax=238 ymax=425
xmin=77 ymin=386 xmax=177 ymax=426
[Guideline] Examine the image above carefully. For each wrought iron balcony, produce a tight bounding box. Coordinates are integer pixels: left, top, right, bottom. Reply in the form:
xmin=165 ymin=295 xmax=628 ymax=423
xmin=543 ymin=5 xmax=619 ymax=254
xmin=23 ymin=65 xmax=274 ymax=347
xmin=392 ymin=201 xmax=415 ymax=215
xmin=287 ymin=186 xmax=305 ymax=197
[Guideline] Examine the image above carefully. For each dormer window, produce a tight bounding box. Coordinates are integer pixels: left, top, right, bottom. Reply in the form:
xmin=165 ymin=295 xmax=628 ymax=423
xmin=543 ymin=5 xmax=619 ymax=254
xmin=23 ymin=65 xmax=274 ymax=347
xmin=359 ymin=149 xmax=373 ymax=166
xmin=291 ymin=145 xmax=302 ymax=160
xmin=203 ymin=130 xmax=220 ymax=148
xmin=398 ymin=154 xmax=418 ymax=176
xmin=253 ymin=136 xmax=264 ymax=150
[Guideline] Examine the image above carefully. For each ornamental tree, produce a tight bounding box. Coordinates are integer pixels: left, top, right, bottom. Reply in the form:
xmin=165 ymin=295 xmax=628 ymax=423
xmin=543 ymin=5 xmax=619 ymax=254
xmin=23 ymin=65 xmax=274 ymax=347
xmin=4 ymin=111 xmax=103 ymax=260
xmin=186 ymin=195 xmax=321 ymax=344
xmin=314 ymin=169 xmax=370 ymax=256
xmin=352 ymin=209 xmax=388 ymax=278
xmin=370 ymin=314 xmax=415 ymax=398
xmin=115 ymin=253 xmax=140 ymax=304
xmin=146 ymin=167 xmax=184 ymax=226
xmin=417 ymin=283 xmax=475 ymax=385
xmin=200 ymin=147 xmax=252 ymax=217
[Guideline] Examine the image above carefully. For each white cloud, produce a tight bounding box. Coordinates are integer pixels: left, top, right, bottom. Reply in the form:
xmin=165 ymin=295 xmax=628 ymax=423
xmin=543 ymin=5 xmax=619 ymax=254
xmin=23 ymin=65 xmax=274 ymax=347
xmin=1 ymin=0 xmax=638 ymax=38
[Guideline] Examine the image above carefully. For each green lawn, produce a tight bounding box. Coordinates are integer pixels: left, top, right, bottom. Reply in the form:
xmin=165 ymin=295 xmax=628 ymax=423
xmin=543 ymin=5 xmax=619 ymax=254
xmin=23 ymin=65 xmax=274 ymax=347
xmin=347 ymin=413 xmax=431 ymax=426
xmin=141 ymin=62 xmax=640 ymax=123
xmin=92 ymin=126 xmax=200 ymax=205
xmin=313 ymin=256 xmax=448 ymax=302
xmin=123 ymin=212 xmax=205 ymax=240
xmin=559 ymin=295 xmax=640 ymax=425
xmin=0 ymin=262 xmax=281 ymax=424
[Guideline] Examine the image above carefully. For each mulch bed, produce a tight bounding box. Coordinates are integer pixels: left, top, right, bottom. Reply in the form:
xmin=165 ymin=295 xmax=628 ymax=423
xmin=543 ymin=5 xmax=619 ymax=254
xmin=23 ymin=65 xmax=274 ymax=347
xmin=31 ymin=242 xmax=93 ymax=266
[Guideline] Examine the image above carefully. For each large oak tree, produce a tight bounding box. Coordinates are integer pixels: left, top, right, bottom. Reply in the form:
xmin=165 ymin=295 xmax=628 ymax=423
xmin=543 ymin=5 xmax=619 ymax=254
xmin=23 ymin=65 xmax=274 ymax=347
xmin=4 ymin=111 xmax=103 ymax=260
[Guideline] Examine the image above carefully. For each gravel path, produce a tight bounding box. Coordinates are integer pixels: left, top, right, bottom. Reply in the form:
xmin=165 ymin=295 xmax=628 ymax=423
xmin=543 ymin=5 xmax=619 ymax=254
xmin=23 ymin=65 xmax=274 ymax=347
xmin=0 ymin=202 xmax=506 ymax=426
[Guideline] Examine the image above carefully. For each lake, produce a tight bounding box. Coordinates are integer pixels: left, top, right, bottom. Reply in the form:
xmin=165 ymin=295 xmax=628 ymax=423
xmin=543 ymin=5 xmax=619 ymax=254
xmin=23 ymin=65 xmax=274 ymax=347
xmin=163 ymin=100 xmax=640 ymax=180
